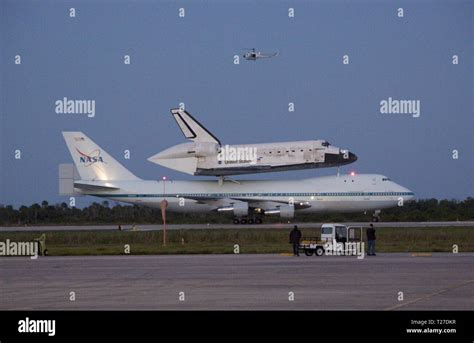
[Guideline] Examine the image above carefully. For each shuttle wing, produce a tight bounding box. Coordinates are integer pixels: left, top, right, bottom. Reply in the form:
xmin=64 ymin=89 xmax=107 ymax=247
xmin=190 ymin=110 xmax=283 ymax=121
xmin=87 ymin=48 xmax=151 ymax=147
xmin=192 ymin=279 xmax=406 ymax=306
xmin=170 ymin=109 xmax=221 ymax=145
xmin=74 ymin=181 xmax=120 ymax=191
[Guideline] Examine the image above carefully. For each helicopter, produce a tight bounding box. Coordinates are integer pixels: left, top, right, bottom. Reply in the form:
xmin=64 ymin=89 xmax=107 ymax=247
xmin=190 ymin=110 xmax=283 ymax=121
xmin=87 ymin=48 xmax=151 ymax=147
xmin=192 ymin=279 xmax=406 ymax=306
xmin=242 ymin=48 xmax=279 ymax=61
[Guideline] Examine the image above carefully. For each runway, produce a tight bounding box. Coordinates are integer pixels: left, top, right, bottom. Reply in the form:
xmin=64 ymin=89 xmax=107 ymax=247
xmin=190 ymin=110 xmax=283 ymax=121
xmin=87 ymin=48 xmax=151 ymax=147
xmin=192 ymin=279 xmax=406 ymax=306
xmin=1 ymin=253 xmax=473 ymax=310
xmin=1 ymin=221 xmax=473 ymax=232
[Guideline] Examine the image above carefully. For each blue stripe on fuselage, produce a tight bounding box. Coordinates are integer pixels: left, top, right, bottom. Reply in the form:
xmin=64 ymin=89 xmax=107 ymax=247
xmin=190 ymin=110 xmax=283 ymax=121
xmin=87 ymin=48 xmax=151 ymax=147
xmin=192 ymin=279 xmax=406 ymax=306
xmin=93 ymin=192 xmax=415 ymax=198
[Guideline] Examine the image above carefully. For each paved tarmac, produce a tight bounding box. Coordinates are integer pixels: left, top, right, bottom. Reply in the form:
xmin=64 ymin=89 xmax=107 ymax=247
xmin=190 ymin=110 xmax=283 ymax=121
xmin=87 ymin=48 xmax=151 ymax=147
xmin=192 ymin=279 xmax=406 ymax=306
xmin=1 ymin=253 xmax=473 ymax=310
xmin=1 ymin=221 xmax=473 ymax=232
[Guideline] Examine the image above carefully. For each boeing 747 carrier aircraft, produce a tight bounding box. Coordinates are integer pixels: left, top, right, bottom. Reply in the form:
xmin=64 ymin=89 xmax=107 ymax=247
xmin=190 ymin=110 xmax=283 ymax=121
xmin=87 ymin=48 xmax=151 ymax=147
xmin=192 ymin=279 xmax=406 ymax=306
xmin=61 ymin=132 xmax=414 ymax=223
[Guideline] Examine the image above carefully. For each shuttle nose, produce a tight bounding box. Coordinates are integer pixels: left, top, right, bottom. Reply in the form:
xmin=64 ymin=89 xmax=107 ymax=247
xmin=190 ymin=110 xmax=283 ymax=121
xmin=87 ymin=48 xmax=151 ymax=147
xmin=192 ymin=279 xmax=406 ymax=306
xmin=323 ymin=150 xmax=358 ymax=166
xmin=341 ymin=150 xmax=357 ymax=164
xmin=348 ymin=152 xmax=357 ymax=163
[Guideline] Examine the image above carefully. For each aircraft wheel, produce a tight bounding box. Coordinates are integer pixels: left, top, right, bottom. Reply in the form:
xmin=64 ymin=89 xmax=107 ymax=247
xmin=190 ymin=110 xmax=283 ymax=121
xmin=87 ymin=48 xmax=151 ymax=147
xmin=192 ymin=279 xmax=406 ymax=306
xmin=304 ymin=250 xmax=313 ymax=256
xmin=315 ymin=247 xmax=325 ymax=256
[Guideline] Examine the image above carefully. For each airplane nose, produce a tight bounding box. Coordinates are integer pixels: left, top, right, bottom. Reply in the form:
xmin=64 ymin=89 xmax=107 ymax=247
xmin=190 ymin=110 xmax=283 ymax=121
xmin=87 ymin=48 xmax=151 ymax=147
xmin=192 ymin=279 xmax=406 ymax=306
xmin=397 ymin=184 xmax=415 ymax=201
xmin=406 ymin=188 xmax=415 ymax=201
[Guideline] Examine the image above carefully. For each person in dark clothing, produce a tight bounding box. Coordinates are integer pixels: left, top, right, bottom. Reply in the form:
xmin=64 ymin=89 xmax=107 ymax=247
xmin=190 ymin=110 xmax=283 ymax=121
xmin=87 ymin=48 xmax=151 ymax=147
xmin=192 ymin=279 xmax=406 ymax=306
xmin=289 ymin=225 xmax=302 ymax=256
xmin=366 ymin=223 xmax=376 ymax=256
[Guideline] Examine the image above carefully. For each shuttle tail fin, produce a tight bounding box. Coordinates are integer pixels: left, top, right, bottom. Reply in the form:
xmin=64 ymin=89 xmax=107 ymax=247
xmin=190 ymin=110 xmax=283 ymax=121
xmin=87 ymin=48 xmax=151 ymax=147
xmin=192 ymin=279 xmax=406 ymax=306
xmin=170 ymin=108 xmax=221 ymax=145
xmin=62 ymin=132 xmax=140 ymax=181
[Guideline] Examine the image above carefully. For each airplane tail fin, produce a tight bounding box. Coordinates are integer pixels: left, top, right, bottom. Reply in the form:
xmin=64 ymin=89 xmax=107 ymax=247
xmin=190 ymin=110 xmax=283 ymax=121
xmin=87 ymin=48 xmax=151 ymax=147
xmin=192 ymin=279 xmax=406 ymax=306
xmin=170 ymin=109 xmax=221 ymax=145
xmin=62 ymin=132 xmax=140 ymax=181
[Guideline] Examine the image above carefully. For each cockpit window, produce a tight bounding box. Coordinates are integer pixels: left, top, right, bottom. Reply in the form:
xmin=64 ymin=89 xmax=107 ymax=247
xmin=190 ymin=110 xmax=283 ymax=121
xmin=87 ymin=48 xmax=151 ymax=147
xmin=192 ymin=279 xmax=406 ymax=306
xmin=382 ymin=177 xmax=391 ymax=181
xmin=322 ymin=141 xmax=330 ymax=147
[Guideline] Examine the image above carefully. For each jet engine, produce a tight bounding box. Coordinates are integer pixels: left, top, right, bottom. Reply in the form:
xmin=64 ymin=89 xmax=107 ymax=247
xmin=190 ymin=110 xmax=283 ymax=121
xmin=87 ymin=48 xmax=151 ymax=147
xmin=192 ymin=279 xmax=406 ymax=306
xmin=217 ymin=202 xmax=249 ymax=216
xmin=264 ymin=205 xmax=295 ymax=218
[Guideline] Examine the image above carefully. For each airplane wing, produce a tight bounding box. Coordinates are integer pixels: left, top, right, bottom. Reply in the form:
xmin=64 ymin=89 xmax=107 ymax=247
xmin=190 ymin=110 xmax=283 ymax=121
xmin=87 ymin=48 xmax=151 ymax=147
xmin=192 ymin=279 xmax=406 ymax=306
xmin=170 ymin=109 xmax=221 ymax=145
xmin=178 ymin=194 xmax=311 ymax=211
xmin=230 ymin=198 xmax=311 ymax=210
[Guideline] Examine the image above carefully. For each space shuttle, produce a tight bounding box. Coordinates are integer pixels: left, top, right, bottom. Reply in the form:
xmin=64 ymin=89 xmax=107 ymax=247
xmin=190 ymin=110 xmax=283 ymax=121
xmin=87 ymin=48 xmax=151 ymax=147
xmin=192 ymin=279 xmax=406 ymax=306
xmin=148 ymin=109 xmax=358 ymax=177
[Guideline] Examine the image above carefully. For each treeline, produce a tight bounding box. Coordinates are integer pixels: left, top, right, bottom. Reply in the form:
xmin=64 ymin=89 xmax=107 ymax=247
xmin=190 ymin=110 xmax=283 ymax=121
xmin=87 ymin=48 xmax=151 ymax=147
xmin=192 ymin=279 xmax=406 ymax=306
xmin=0 ymin=198 xmax=473 ymax=225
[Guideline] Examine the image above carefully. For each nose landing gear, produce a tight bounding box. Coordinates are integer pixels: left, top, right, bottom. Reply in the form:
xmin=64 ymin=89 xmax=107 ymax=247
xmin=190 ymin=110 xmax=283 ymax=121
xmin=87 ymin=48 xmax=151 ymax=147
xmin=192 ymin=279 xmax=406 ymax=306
xmin=372 ymin=210 xmax=381 ymax=222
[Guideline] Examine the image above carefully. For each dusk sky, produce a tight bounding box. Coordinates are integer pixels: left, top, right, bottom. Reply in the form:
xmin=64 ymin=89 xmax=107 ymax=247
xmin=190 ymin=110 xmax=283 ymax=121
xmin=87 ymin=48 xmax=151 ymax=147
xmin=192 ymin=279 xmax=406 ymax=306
xmin=1 ymin=0 xmax=472 ymax=207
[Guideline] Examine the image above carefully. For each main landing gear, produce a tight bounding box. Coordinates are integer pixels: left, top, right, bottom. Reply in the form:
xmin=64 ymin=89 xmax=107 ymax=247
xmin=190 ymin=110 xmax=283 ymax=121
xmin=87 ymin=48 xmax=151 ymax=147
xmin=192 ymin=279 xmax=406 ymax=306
xmin=233 ymin=216 xmax=263 ymax=225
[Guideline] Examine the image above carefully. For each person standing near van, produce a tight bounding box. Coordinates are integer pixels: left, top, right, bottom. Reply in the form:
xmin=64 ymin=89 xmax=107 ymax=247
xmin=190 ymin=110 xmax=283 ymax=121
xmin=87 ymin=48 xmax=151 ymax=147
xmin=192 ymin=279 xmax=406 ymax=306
xmin=289 ymin=225 xmax=302 ymax=256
